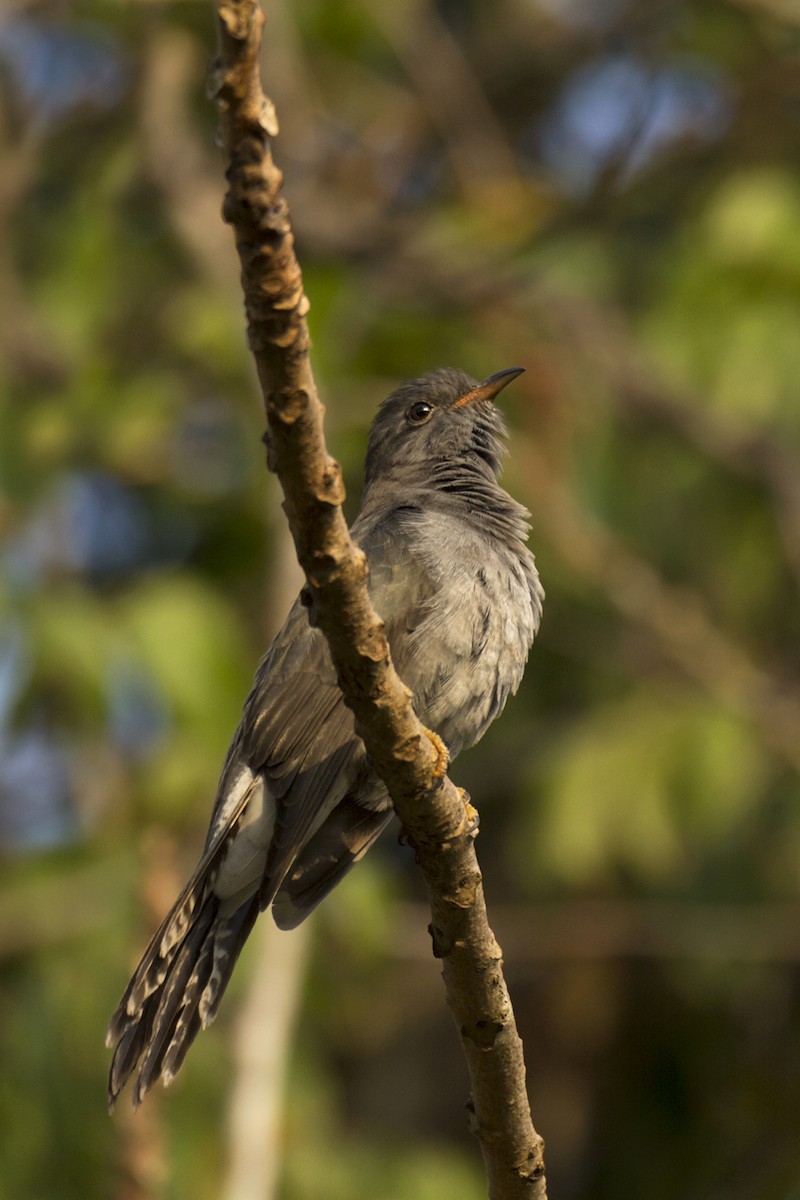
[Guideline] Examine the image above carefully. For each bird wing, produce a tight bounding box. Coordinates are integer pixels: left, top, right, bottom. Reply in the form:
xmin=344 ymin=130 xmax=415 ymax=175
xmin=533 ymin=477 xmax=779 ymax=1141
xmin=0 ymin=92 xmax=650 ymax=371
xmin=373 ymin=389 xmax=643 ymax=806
xmin=209 ymin=598 xmax=364 ymax=906
xmin=202 ymin=506 xmax=438 ymax=911
xmin=245 ymin=507 xmax=442 ymax=874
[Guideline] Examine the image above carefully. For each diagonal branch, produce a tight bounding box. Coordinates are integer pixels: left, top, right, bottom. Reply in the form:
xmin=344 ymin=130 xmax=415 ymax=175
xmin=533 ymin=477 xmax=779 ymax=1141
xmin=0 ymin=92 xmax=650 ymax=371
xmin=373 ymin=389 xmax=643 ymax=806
xmin=209 ymin=2 xmax=546 ymax=1196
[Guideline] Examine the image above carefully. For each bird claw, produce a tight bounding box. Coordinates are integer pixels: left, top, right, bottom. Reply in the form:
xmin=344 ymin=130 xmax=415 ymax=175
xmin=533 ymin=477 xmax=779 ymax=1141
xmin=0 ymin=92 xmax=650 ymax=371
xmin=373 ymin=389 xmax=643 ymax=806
xmin=398 ymin=733 xmax=475 ymax=845
xmin=423 ymin=727 xmax=450 ymax=779
xmin=458 ymin=788 xmax=480 ymax=838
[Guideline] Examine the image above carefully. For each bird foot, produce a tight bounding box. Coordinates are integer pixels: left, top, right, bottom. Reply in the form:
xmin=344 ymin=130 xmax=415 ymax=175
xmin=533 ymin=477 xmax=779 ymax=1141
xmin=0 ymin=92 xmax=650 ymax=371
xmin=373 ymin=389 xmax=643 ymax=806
xmin=458 ymin=788 xmax=480 ymax=838
xmin=423 ymin=727 xmax=450 ymax=779
xmin=397 ymin=786 xmax=479 ymax=844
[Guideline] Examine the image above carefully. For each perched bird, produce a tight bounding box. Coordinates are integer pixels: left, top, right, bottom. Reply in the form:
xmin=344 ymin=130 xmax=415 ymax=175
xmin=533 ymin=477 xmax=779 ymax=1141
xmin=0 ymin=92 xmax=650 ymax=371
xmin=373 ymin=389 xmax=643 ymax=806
xmin=107 ymin=366 xmax=543 ymax=1107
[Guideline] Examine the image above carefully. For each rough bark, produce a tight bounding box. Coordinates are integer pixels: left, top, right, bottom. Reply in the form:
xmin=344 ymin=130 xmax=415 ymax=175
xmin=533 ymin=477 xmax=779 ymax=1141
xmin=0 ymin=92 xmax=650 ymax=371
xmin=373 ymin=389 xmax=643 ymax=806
xmin=209 ymin=3 xmax=547 ymax=1195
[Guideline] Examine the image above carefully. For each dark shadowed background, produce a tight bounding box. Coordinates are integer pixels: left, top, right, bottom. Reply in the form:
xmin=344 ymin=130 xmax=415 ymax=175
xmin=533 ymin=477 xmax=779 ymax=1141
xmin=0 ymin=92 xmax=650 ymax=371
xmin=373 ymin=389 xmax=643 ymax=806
xmin=1 ymin=1 xmax=800 ymax=1198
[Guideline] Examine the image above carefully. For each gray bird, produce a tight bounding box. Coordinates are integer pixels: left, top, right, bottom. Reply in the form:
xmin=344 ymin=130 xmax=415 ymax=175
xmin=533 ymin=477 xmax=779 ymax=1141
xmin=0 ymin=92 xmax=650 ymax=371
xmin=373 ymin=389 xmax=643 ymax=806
xmin=107 ymin=366 xmax=543 ymax=1107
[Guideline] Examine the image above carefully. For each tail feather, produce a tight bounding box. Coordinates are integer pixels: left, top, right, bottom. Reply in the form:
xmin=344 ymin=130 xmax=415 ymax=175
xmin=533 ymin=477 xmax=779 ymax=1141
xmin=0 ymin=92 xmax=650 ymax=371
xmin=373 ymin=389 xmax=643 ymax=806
xmin=106 ymin=778 xmax=265 ymax=1107
xmin=131 ymin=899 xmax=217 ymax=1105
xmin=108 ymin=1002 xmax=156 ymax=1108
xmin=159 ymin=942 xmax=214 ymax=1083
xmin=158 ymin=897 xmax=259 ymax=1086
xmin=107 ymin=770 xmax=394 ymax=1105
xmin=160 ymin=1006 xmax=202 ymax=1087
xmin=271 ymin=800 xmax=392 ymax=930
xmin=106 ymin=888 xmax=262 ymax=1109
xmin=199 ymin=898 xmax=261 ymax=1027
xmin=108 ymin=863 xmax=217 ymax=1044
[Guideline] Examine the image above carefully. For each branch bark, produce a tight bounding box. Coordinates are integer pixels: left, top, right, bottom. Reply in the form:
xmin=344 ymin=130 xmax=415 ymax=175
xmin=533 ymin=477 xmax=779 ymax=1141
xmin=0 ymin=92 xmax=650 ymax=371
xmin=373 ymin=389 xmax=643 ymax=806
xmin=209 ymin=3 xmax=547 ymax=1196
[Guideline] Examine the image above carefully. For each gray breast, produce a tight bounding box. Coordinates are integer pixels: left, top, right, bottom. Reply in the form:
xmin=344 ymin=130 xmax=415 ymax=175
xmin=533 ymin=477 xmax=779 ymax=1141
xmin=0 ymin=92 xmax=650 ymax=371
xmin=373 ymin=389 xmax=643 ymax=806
xmin=379 ymin=509 xmax=540 ymax=759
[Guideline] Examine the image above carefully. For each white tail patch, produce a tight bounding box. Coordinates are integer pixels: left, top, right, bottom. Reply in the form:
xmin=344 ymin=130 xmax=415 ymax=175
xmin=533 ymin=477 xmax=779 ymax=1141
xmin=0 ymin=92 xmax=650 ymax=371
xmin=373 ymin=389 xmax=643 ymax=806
xmin=213 ymin=772 xmax=275 ymax=905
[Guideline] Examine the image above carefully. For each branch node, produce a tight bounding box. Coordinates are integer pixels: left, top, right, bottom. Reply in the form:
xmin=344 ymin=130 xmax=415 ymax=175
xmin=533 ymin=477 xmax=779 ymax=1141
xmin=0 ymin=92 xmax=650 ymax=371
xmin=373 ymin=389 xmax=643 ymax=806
xmin=444 ymin=871 xmax=481 ymax=909
xmin=259 ymin=97 xmax=279 ymax=137
xmin=217 ymin=0 xmax=259 ymax=41
xmin=269 ymin=389 xmax=307 ymax=425
xmin=514 ymin=1146 xmax=547 ymax=1185
xmin=465 ymin=1095 xmax=480 ymax=1135
xmin=355 ymin=622 xmax=388 ymax=666
xmin=428 ymin=923 xmax=453 ymax=960
xmin=316 ymin=460 xmax=345 ymax=506
xmin=306 ymin=550 xmax=344 ymax=588
xmin=464 ymin=1018 xmax=504 ymax=1050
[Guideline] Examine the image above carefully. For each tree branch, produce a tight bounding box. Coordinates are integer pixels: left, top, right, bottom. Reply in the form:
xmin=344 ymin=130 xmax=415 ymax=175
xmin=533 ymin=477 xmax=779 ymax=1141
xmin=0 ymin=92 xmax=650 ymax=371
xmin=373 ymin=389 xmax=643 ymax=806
xmin=209 ymin=2 xmax=546 ymax=1196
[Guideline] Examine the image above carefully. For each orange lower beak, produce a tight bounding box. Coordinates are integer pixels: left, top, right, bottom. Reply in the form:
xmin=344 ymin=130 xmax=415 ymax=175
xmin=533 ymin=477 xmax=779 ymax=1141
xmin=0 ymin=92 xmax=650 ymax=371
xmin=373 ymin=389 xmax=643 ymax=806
xmin=451 ymin=366 xmax=525 ymax=408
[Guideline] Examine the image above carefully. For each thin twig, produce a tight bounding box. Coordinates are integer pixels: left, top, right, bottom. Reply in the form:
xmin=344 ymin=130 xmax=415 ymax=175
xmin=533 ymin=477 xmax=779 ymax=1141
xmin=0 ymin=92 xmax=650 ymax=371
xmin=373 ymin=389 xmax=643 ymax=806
xmin=208 ymin=2 xmax=546 ymax=1195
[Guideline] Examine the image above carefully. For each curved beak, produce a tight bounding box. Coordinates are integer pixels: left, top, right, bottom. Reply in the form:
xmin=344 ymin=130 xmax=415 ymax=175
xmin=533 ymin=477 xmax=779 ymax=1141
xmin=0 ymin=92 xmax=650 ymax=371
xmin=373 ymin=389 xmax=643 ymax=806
xmin=451 ymin=366 xmax=525 ymax=409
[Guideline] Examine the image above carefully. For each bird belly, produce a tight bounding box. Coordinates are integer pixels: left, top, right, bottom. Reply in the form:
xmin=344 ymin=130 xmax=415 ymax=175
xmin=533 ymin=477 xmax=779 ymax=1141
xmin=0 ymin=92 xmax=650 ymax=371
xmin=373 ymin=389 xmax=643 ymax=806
xmin=398 ymin=552 xmax=536 ymax=758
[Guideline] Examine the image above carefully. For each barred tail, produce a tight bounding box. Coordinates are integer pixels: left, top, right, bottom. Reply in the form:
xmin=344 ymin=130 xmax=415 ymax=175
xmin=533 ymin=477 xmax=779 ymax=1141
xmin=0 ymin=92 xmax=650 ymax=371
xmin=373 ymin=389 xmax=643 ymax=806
xmin=106 ymin=880 xmax=259 ymax=1109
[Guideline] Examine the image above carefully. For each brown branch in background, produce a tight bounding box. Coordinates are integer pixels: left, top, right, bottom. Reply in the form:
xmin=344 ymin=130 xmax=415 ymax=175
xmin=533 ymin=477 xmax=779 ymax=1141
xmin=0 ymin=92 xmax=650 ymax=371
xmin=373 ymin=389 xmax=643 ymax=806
xmin=393 ymin=900 xmax=800 ymax=964
xmin=362 ymin=0 xmax=523 ymax=203
xmin=224 ymin=918 xmax=311 ymax=1200
xmin=520 ymin=435 xmax=800 ymax=776
xmin=224 ymin=517 xmax=306 ymax=1200
xmin=543 ymin=294 xmax=800 ymax=594
xmin=116 ymin=833 xmax=176 ymax=1200
xmin=139 ymin=26 xmax=241 ymax=300
xmin=4 ymin=859 xmax=800 ymax=965
xmin=209 ymin=2 xmax=546 ymax=1196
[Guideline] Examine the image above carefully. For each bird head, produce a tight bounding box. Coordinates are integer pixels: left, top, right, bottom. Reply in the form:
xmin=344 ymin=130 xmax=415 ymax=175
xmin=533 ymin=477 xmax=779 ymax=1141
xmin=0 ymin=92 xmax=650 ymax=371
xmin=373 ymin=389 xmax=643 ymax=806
xmin=364 ymin=366 xmax=524 ymax=489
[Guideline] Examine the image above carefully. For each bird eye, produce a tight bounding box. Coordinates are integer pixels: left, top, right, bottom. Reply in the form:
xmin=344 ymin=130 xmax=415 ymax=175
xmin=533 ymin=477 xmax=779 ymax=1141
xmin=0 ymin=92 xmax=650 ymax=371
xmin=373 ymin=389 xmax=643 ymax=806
xmin=407 ymin=401 xmax=434 ymax=424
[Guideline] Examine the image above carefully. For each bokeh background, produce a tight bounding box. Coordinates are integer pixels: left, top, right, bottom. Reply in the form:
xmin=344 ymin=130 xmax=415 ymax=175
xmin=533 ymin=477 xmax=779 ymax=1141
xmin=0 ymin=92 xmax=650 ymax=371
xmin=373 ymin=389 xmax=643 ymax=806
xmin=2 ymin=1 xmax=800 ymax=1197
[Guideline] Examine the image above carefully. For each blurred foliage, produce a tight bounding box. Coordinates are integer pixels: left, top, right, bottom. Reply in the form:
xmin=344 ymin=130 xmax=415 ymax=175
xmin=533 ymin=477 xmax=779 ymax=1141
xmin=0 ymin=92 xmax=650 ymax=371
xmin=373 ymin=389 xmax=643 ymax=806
xmin=1 ymin=0 xmax=800 ymax=1197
